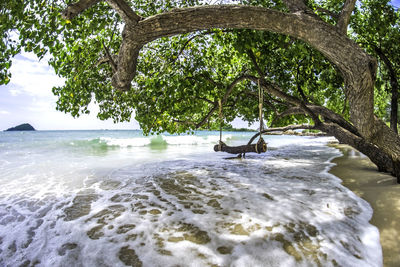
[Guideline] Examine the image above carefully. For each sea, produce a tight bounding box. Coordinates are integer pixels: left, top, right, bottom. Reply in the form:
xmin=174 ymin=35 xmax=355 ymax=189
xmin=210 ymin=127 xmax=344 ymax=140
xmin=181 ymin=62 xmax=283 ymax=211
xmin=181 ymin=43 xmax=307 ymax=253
xmin=0 ymin=130 xmax=382 ymax=267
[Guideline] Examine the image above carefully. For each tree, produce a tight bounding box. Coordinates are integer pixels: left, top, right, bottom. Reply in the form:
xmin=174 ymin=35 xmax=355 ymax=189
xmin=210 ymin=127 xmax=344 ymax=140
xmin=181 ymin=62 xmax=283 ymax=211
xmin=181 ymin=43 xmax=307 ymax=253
xmin=1 ymin=0 xmax=400 ymax=181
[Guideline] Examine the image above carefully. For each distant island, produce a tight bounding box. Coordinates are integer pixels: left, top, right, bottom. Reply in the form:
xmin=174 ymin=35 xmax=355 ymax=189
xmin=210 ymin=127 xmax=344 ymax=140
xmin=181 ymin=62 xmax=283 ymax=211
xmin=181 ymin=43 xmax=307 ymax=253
xmin=5 ymin=123 xmax=36 ymax=131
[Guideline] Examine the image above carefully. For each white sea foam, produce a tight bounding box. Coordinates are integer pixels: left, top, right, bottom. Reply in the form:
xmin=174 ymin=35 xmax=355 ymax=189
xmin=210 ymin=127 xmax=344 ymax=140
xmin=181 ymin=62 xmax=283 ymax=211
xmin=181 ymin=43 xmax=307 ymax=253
xmin=98 ymin=134 xmax=233 ymax=148
xmin=0 ymin=132 xmax=382 ymax=267
xmin=100 ymin=136 xmax=152 ymax=147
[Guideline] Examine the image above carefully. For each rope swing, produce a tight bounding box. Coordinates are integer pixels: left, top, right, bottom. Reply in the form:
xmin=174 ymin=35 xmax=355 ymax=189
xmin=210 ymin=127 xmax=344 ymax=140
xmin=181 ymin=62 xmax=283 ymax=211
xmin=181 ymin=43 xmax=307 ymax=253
xmin=256 ymin=79 xmax=266 ymax=150
xmin=218 ymin=99 xmax=223 ymax=152
xmin=214 ymin=79 xmax=267 ymax=155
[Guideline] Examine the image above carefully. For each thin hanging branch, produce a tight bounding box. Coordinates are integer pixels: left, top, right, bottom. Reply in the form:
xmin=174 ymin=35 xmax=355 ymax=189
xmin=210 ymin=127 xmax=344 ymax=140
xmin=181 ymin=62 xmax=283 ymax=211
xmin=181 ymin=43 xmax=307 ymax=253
xmin=102 ymin=41 xmax=117 ymax=73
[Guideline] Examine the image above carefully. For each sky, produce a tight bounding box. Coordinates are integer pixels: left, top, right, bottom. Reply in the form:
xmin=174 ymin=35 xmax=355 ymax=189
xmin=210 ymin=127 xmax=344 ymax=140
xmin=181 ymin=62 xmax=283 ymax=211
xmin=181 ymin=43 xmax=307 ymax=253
xmin=0 ymin=0 xmax=399 ymax=131
xmin=0 ymin=52 xmax=139 ymax=131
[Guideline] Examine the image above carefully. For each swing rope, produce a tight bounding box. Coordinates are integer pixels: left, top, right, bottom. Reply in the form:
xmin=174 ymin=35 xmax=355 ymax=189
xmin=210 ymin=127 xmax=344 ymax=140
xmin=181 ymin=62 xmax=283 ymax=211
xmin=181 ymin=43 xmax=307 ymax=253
xmin=255 ymin=79 xmax=266 ymax=154
xmin=258 ymin=79 xmax=263 ymax=135
xmin=218 ymin=99 xmax=223 ymax=151
xmin=243 ymin=79 xmax=265 ymax=157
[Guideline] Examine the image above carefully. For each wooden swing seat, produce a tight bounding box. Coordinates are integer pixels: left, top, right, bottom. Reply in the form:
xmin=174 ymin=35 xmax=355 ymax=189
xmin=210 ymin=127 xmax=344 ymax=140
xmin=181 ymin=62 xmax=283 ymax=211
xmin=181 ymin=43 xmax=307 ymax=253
xmin=214 ymin=138 xmax=267 ymax=154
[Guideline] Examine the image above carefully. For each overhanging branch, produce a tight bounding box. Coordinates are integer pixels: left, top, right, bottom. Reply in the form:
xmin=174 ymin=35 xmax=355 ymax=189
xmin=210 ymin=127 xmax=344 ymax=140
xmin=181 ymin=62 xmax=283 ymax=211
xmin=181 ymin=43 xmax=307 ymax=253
xmin=109 ymin=5 xmax=363 ymax=93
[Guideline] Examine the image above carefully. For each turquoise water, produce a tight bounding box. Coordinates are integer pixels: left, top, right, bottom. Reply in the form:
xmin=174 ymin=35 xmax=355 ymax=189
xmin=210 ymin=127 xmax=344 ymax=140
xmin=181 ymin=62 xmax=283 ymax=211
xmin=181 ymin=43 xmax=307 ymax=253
xmin=0 ymin=131 xmax=381 ymax=266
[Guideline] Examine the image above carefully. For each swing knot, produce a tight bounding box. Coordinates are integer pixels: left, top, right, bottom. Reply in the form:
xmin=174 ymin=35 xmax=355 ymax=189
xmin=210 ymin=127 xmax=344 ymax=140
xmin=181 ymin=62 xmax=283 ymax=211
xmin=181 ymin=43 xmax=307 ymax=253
xmin=255 ymin=137 xmax=267 ymax=154
xmin=215 ymin=141 xmax=226 ymax=152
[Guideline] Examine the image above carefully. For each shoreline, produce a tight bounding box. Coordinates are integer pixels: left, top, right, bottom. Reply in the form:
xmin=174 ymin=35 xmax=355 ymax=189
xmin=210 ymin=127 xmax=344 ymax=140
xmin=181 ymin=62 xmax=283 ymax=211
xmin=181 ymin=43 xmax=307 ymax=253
xmin=329 ymin=144 xmax=400 ymax=267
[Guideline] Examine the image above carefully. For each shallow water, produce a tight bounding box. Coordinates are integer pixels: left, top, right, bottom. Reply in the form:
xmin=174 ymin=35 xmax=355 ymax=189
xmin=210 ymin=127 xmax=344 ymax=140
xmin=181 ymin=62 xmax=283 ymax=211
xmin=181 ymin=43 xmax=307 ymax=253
xmin=0 ymin=131 xmax=381 ymax=266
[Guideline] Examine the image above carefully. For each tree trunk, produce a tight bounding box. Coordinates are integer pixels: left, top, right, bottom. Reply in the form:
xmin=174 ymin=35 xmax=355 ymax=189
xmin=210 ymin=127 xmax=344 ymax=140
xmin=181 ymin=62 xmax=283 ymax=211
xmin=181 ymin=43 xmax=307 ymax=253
xmin=317 ymin=123 xmax=394 ymax=173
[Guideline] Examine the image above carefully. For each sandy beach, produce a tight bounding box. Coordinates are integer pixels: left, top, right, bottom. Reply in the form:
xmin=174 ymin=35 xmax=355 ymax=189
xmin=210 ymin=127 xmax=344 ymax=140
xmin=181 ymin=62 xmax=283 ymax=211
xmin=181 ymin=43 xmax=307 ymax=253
xmin=330 ymin=144 xmax=400 ymax=267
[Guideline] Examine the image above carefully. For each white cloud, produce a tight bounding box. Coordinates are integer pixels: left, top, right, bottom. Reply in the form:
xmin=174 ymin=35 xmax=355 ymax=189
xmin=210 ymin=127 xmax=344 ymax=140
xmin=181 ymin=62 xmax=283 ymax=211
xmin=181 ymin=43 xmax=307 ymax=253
xmin=8 ymin=53 xmax=65 ymax=98
xmin=9 ymin=89 xmax=21 ymax=96
xmin=1 ymin=52 xmax=139 ymax=130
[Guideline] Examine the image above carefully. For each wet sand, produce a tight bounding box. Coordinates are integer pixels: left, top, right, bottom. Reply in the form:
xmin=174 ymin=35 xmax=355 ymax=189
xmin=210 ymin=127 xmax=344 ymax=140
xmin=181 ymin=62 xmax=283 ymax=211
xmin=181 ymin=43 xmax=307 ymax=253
xmin=329 ymin=144 xmax=400 ymax=267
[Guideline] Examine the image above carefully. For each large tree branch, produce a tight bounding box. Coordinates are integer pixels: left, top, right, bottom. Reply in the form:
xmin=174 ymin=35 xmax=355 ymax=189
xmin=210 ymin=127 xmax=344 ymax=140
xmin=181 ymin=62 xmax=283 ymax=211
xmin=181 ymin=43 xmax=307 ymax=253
xmin=337 ymin=0 xmax=357 ymax=34
xmin=113 ymin=5 xmax=369 ymax=93
xmin=247 ymin=120 xmax=393 ymax=173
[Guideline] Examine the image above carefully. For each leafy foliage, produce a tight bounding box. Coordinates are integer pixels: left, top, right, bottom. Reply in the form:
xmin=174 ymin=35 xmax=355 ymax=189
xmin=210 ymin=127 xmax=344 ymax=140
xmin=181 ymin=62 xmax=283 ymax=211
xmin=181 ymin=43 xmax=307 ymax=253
xmin=0 ymin=0 xmax=398 ymax=133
